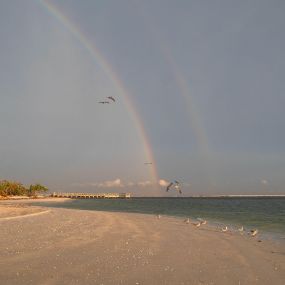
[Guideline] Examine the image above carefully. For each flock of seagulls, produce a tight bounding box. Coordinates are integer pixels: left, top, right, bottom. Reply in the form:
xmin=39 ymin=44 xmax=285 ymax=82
xmin=99 ymin=96 xmax=259 ymax=239
xmin=191 ymin=218 xmax=207 ymax=228
xmin=219 ymin=225 xmax=259 ymax=237
xmin=157 ymin=215 xmax=259 ymax=239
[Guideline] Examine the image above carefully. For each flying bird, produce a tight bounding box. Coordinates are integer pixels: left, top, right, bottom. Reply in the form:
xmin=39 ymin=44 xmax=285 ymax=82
xmin=144 ymin=162 xmax=152 ymax=165
xmin=98 ymin=101 xmax=110 ymax=104
xmin=107 ymin=96 xmax=116 ymax=102
xmin=166 ymin=180 xmax=182 ymax=194
xmin=166 ymin=182 xmax=174 ymax=192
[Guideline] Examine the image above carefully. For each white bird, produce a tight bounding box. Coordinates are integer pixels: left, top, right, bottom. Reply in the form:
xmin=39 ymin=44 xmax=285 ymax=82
xmin=238 ymin=226 xmax=244 ymax=232
xmin=201 ymin=220 xmax=207 ymax=225
xmin=192 ymin=222 xmax=201 ymax=227
xmin=166 ymin=180 xmax=182 ymax=194
xmin=184 ymin=218 xmax=190 ymax=224
xmin=157 ymin=214 xmax=161 ymax=219
xmin=251 ymin=229 xmax=258 ymax=237
xmin=221 ymin=226 xmax=228 ymax=232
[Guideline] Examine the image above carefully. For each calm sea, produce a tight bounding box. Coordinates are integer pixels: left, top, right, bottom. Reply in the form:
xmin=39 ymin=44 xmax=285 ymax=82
xmin=35 ymin=197 xmax=285 ymax=239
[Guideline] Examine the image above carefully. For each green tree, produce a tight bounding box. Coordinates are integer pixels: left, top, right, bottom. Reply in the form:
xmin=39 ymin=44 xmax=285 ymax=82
xmin=28 ymin=184 xmax=48 ymax=197
xmin=0 ymin=180 xmax=27 ymax=196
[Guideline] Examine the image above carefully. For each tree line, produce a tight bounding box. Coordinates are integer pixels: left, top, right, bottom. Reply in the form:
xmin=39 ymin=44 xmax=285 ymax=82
xmin=0 ymin=180 xmax=48 ymax=197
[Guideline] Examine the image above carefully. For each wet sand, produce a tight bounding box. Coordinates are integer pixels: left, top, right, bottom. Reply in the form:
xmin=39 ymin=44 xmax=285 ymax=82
xmin=0 ymin=201 xmax=284 ymax=285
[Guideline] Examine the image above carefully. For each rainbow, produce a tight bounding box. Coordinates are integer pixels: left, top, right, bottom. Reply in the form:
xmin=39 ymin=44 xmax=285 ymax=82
xmin=38 ymin=0 xmax=160 ymax=190
xmin=135 ymin=3 xmax=214 ymax=189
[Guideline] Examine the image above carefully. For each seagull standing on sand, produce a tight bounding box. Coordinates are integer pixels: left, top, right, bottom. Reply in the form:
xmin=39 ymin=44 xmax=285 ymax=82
xmin=251 ymin=229 xmax=258 ymax=237
xmin=222 ymin=226 xmax=228 ymax=232
xmin=192 ymin=222 xmax=201 ymax=228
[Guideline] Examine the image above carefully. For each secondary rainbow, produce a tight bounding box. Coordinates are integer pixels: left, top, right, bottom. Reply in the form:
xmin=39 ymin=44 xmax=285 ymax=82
xmin=39 ymin=0 xmax=159 ymax=189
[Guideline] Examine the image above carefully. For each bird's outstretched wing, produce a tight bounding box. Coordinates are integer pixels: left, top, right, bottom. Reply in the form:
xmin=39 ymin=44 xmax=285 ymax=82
xmin=107 ymin=96 xmax=115 ymax=102
xmin=166 ymin=182 xmax=173 ymax=192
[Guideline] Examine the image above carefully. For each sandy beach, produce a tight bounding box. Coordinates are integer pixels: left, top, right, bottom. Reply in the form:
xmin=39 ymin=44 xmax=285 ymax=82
xmin=0 ymin=200 xmax=284 ymax=285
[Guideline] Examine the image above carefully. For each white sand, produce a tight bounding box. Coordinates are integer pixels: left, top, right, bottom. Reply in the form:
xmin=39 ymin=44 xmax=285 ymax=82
xmin=0 ymin=202 xmax=284 ymax=285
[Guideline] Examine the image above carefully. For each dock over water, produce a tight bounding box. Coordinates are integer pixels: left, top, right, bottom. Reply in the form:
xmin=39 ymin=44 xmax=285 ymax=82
xmin=51 ymin=192 xmax=131 ymax=199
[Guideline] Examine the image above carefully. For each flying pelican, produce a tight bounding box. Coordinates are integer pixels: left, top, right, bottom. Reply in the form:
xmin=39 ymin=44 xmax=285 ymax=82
xmin=221 ymin=226 xmax=228 ymax=232
xmin=98 ymin=101 xmax=110 ymax=104
xmin=251 ymin=229 xmax=258 ymax=237
xmin=107 ymin=96 xmax=115 ymax=102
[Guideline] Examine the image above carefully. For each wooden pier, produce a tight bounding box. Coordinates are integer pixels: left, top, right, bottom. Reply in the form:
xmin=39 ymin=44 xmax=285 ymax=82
xmin=51 ymin=192 xmax=131 ymax=199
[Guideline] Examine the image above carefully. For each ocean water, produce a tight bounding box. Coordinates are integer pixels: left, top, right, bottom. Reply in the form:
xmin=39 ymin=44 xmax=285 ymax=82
xmin=35 ymin=197 xmax=285 ymax=238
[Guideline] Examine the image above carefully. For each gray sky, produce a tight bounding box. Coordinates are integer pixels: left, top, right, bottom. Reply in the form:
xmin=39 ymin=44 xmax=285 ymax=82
xmin=0 ymin=0 xmax=284 ymax=195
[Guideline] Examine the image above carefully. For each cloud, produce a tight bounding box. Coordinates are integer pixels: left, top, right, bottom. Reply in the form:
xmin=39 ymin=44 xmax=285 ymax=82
xmin=158 ymin=179 xmax=169 ymax=187
xmin=98 ymin=178 xmax=124 ymax=188
xmin=72 ymin=178 xmax=192 ymax=190
xmin=137 ymin=181 xmax=152 ymax=187
xmin=71 ymin=178 xmax=124 ymax=188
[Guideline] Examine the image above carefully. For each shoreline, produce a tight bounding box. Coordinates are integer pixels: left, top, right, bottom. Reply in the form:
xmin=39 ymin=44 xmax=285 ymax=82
xmin=2 ymin=198 xmax=284 ymax=243
xmin=0 ymin=201 xmax=284 ymax=284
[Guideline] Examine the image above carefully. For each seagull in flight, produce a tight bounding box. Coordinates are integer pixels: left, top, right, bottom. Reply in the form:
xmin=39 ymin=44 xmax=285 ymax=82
xmin=166 ymin=180 xmax=182 ymax=194
xmin=107 ymin=96 xmax=116 ymax=102
xmin=166 ymin=182 xmax=174 ymax=192
xmin=174 ymin=182 xmax=182 ymax=194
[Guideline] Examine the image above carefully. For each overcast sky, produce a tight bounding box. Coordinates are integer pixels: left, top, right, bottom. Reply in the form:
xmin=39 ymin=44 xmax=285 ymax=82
xmin=0 ymin=0 xmax=284 ymax=196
